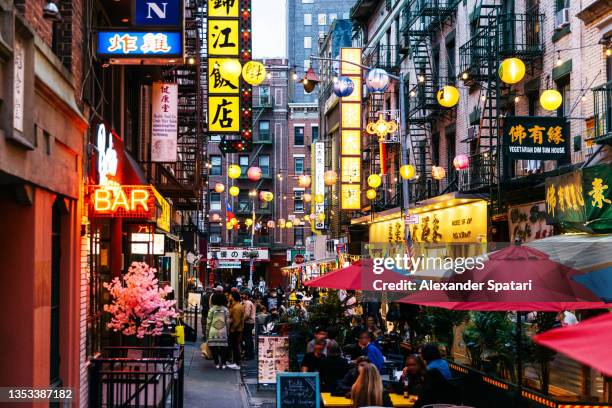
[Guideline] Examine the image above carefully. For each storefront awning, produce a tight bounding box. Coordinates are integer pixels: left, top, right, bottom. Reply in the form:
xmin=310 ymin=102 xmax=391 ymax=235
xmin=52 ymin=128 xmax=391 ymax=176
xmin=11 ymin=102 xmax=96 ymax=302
xmin=281 ymin=257 xmax=337 ymax=271
xmin=526 ymin=233 xmax=612 ymax=272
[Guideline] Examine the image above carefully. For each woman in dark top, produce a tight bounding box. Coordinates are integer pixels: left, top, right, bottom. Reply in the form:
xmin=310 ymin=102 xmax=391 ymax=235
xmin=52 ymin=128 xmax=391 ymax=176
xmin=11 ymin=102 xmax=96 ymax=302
xmin=301 ymin=338 xmax=325 ymax=372
xmin=396 ymin=354 xmax=426 ymax=396
xmin=413 ymin=343 xmax=456 ymax=408
xmin=319 ymin=341 xmax=350 ymax=393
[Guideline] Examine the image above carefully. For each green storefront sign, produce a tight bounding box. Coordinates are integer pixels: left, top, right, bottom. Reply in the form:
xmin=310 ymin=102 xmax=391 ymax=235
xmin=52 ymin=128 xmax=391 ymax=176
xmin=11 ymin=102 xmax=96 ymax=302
xmin=545 ymin=164 xmax=612 ymax=233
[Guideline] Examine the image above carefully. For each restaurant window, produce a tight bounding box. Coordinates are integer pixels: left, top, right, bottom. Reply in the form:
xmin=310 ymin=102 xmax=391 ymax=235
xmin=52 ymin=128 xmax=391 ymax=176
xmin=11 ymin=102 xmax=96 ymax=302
xmin=210 ymin=155 xmax=222 ymax=175
xmin=239 ymin=155 xmax=249 ymax=174
xmin=294 ymin=228 xmax=305 ymax=246
xmin=259 ymin=121 xmax=270 ymax=141
xmin=294 ymin=126 xmax=305 ymax=145
xmin=294 ymin=157 xmax=305 ymax=174
xmin=294 ymin=190 xmax=304 ymax=213
xmin=259 ymin=155 xmax=270 ymax=176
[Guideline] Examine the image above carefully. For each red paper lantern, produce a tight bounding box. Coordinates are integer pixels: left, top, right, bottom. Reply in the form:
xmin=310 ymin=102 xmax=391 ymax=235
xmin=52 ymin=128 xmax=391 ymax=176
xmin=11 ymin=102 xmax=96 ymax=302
xmin=453 ymin=154 xmax=470 ymax=170
xmin=247 ymin=166 xmax=262 ymax=181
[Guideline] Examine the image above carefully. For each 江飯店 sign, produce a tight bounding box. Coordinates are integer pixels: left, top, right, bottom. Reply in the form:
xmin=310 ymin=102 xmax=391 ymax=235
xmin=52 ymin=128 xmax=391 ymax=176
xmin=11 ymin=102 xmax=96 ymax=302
xmin=152 ymin=82 xmax=178 ymax=162
xmin=504 ymin=116 xmax=570 ymax=160
xmin=97 ymin=31 xmax=183 ymax=58
xmin=134 ymin=0 xmax=182 ymax=26
xmin=207 ymin=247 xmax=270 ymax=261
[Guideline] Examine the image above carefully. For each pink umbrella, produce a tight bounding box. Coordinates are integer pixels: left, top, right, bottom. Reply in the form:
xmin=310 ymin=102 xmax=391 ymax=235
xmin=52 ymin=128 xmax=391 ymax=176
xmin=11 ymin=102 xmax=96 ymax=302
xmin=533 ymin=313 xmax=612 ymax=377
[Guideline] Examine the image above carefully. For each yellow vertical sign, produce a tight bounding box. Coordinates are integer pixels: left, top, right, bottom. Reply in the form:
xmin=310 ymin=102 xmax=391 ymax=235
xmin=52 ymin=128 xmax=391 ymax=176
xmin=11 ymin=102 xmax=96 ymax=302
xmin=209 ymin=96 xmax=240 ymax=132
xmin=208 ymin=0 xmax=239 ymax=17
xmin=207 ymin=20 xmax=239 ymax=56
xmin=340 ymin=48 xmax=362 ymax=210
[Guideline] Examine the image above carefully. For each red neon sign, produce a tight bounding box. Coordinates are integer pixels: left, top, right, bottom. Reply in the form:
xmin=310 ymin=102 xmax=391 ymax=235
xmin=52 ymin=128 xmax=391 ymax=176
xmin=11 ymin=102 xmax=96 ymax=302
xmin=90 ymin=185 xmax=155 ymax=218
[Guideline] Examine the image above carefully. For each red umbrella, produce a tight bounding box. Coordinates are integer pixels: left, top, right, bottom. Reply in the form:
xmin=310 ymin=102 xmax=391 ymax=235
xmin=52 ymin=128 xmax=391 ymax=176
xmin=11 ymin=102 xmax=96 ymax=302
xmin=533 ymin=313 xmax=612 ymax=377
xmin=304 ymin=259 xmax=411 ymax=291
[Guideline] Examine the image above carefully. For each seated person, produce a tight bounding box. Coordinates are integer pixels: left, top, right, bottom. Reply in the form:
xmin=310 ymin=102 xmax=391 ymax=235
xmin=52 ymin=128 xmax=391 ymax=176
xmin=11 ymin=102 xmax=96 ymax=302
xmin=394 ymin=354 xmax=426 ymax=396
xmin=358 ymin=330 xmax=384 ymax=371
xmin=306 ymin=326 xmax=329 ymax=355
xmin=301 ymin=338 xmax=325 ymax=372
xmin=319 ymin=341 xmax=350 ymax=393
xmin=335 ymin=356 xmax=370 ymax=397
xmin=351 ymin=362 xmax=392 ymax=407
xmin=413 ymin=343 xmax=456 ymax=408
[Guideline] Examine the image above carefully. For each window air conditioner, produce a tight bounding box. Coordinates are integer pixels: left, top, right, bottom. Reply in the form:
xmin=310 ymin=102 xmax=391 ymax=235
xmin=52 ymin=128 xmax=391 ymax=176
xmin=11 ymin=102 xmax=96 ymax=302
xmin=555 ymin=8 xmax=570 ymax=28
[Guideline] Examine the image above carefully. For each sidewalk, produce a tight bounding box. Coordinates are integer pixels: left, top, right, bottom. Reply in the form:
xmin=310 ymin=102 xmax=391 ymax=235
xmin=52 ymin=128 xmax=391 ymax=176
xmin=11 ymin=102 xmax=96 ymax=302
xmin=182 ymin=342 xmax=248 ymax=408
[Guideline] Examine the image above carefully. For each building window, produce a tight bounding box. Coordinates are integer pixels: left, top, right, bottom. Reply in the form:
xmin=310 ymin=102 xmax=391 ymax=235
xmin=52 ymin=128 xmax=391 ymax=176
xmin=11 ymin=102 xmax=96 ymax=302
xmin=210 ymin=155 xmax=222 ymax=175
xmin=259 ymin=155 xmax=270 ymax=175
xmin=342 ymin=12 xmax=350 ymax=19
xmin=304 ymin=14 xmax=312 ymax=25
xmin=294 ymin=157 xmax=305 ymax=174
xmin=260 ymin=198 xmax=271 ymax=210
xmin=304 ymin=36 xmax=312 ymax=49
xmin=239 ymin=155 xmax=249 ymax=174
xmin=312 ymin=126 xmax=319 ymax=141
xmin=209 ymin=224 xmax=222 ymax=243
xmin=259 ymin=121 xmax=270 ymax=141
xmin=210 ymin=134 xmax=222 ymax=142
xmin=302 ymin=0 xmax=314 ymax=3
xmin=294 ymin=228 xmax=305 ymax=246
xmin=238 ymin=191 xmax=250 ymax=212
xmin=294 ymin=126 xmax=305 ymax=145
xmin=557 ymin=78 xmax=571 ymax=117
xmin=259 ymin=86 xmax=271 ymax=105
xmin=318 ymin=13 xmax=327 ymax=25
xmin=329 ymin=13 xmax=337 ymax=22
xmin=210 ymin=192 xmax=221 ymax=211
xmin=294 ymin=190 xmax=305 ymax=212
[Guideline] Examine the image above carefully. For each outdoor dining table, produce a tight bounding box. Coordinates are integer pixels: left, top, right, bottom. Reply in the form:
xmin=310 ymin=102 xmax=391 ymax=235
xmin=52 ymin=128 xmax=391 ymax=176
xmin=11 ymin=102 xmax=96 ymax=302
xmin=320 ymin=392 xmax=416 ymax=407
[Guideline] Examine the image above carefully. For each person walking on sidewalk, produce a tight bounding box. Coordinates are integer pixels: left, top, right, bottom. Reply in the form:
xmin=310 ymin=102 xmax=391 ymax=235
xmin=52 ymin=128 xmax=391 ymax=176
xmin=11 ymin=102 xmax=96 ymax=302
xmin=206 ymin=292 xmax=230 ymax=369
xmin=227 ymin=291 xmax=245 ymax=369
xmin=241 ymin=290 xmax=256 ymax=360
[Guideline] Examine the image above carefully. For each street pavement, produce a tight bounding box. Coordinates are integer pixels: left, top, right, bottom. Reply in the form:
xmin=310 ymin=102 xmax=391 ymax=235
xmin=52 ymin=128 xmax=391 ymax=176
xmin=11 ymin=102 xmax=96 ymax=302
xmin=183 ymin=342 xmax=248 ymax=407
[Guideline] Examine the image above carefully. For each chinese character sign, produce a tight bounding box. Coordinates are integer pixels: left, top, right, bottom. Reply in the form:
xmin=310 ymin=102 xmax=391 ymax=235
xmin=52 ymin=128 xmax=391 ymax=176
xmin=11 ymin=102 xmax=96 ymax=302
xmin=504 ymin=116 xmax=570 ymax=160
xmin=207 ymin=20 xmax=239 ymax=56
xmin=208 ymin=59 xmax=240 ymax=94
xmin=208 ymin=0 xmax=238 ymax=17
xmin=582 ymin=164 xmax=612 ymax=233
xmin=209 ymin=96 xmax=239 ymax=132
xmin=97 ymin=31 xmax=183 ymax=57
xmin=151 ymin=83 xmax=178 ymax=162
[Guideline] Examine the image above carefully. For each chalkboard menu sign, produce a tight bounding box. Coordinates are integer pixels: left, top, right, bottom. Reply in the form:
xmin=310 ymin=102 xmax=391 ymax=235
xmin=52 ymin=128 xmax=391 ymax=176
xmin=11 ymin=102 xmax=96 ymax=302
xmin=276 ymin=372 xmax=320 ymax=408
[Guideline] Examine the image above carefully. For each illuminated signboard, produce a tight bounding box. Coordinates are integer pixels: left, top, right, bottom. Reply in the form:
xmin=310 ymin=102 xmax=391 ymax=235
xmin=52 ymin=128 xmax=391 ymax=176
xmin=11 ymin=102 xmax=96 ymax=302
xmin=153 ymin=186 xmax=171 ymax=232
xmin=134 ymin=0 xmax=182 ymax=26
xmin=91 ymin=185 xmax=156 ymax=218
xmin=97 ymin=31 xmax=183 ymax=57
xmin=207 ymin=0 xmax=252 ymax=151
xmin=131 ymin=233 xmax=165 ymax=255
xmin=314 ymin=142 xmax=325 ymax=229
xmin=340 ymin=48 xmax=362 ymax=210
xmin=504 ymin=116 xmax=570 ymax=160
xmin=151 ymin=82 xmax=178 ymax=162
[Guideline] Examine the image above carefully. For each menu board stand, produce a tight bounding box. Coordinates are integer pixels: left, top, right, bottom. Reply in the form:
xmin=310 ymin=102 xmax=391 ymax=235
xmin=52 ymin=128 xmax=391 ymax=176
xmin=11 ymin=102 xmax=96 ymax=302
xmin=257 ymin=335 xmax=290 ymax=387
xmin=276 ymin=372 xmax=320 ymax=408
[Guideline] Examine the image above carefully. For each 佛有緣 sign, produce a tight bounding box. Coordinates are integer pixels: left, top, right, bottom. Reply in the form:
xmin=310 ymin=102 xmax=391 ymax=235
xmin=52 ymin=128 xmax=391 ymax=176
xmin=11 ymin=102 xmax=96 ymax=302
xmin=504 ymin=116 xmax=570 ymax=160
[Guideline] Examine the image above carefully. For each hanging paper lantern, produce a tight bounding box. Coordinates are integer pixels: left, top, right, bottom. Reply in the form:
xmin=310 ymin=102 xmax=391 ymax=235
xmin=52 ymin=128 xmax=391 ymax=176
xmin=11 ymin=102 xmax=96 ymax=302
xmin=399 ymin=164 xmax=416 ymax=180
xmin=259 ymin=191 xmax=274 ymax=202
xmin=366 ymin=68 xmax=390 ymax=93
xmin=214 ymin=183 xmax=225 ymax=193
xmin=333 ymin=76 xmax=355 ymax=97
xmin=498 ymin=58 xmax=526 ymax=84
xmin=247 ymin=166 xmax=262 ymax=181
xmin=301 ymin=67 xmax=320 ymax=93
xmin=303 ymin=193 xmax=312 ymax=203
xmin=432 ymin=166 xmax=446 ymax=180
xmin=219 ymin=59 xmax=242 ymax=78
xmin=229 ymin=186 xmax=240 ymax=197
xmin=211 ymin=213 xmax=221 ymax=222
xmin=314 ymin=194 xmax=324 ymax=204
xmin=242 ymin=61 xmax=267 ymax=85
xmin=255 ymin=222 xmax=262 ymax=230
xmin=245 ymin=218 xmax=253 ymax=226
xmin=228 ymin=164 xmax=241 ymax=179
xmin=285 ymin=221 xmax=293 ymax=228
xmin=367 ymin=174 xmax=382 ymax=188
xmin=309 ymin=213 xmax=316 ymax=220
xmin=230 ymin=217 xmax=239 ymax=225
xmin=226 ymin=221 xmax=233 ymax=230
xmin=540 ymin=90 xmax=563 ymax=111
xmin=437 ymin=85 xmax=460 ymax=108
xmin=316 ymin=213 xmax=325 ymax=222
xmin=267 ymin=220 xmax=275 ymax=228
xmin=324 ymin=170 xmax=338 ymax=186
xmin=366 ymin=189 xmax=377 ymax=200
xmin=298 ymin=175 xmax=311 ymax=188
xmin=453 ymin=154 xmax=470 ymax=170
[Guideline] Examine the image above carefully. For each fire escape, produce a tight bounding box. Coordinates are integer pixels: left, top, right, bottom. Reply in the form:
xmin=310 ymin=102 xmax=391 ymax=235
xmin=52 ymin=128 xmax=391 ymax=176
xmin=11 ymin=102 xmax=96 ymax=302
xmin=458 ymin=0 xmax=544 ymax=211
xmin=154 ymin=0 xmax=206 ymax=230
xmin=402 ymin=0 xmax=460 ymax=201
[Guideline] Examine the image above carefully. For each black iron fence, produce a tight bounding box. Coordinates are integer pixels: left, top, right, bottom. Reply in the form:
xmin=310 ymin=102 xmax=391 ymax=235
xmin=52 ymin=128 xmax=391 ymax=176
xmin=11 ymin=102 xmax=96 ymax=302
xmin=90 ymin=346 xmax=184 ymax=408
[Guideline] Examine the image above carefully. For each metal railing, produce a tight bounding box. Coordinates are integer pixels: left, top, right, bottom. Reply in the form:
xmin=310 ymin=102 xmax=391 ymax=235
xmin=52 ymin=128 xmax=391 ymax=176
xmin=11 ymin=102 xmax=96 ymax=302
xmin=498 ymin=13 xmax=545 ymax=57
xmin=405 ymin=0 xmax=460 ymax=32
xmin=458 ymin=27 xmax=492 ymax=82
xmin=593 ymin=80 xmax=612 ymax=143
xmin=457 ymin=153 xmax=495 ymax=191
xmin=363 ymin=45 xmax=402 ymax=72
xmin=90 ymin=346 xmax=184 ymax=408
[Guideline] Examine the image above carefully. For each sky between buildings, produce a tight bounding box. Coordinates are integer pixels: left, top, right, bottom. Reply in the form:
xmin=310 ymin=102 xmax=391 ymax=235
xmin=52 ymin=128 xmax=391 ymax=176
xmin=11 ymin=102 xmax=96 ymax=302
xmin=253 ymin=0 xmax=287 ymax=58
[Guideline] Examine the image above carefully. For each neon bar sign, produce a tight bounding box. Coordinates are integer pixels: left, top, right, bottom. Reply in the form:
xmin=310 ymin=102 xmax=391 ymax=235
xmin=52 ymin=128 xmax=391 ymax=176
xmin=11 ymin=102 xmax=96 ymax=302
xmin=91 ymin=185 xmax=155 ymax=218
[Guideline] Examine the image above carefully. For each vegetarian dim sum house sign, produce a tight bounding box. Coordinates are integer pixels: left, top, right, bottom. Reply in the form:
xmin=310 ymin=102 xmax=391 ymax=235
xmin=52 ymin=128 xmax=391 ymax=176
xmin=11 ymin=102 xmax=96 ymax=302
xmin=504 ymin=116 xmax=570 ymax=160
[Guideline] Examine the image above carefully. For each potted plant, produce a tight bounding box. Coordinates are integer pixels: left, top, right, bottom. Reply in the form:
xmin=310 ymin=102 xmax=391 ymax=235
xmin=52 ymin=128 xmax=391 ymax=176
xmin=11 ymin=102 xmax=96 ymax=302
xmin=104 ymin=262 xmax=178 ymax=345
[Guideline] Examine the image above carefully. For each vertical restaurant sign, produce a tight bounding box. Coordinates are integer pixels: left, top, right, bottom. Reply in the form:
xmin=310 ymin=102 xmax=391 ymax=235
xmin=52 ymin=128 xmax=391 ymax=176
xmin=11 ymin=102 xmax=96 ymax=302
xmin=13 ymin=37 xmax=24 ymax=133
xmin=152 ymin=83 xmax=178 ymax=162
xmin=503 ymin=116 xmax=570 ymax=160
xmin=314 ymin=142 xmax=325 ymax=229
xmin=340 ymin=48 xmax=362 ymax=210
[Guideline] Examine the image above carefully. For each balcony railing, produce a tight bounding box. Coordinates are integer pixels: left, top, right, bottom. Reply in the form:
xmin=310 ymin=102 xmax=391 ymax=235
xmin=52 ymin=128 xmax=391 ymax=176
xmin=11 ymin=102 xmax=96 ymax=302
xmin=255 ymin=131 xmax=273 ymax=144
xmin=404 ymin=0 xmax=460 ymax=34
xmin=458 ymin=28 xmax=492 ymax=82
xmin=253 ymin=95 xmax=273 ymax=108
xmin=593 ymin=80 xmax=612 ymax=143
xmin=457 ymin=153 xmax=495 ymax=192
xmin=364 ymin=45 xmax=401 ymax=72
xmin=410 ymin=177 xmax=440 ymax=202
xmin=498 ymin=13 xmax=545 ymax=57
xmin=408 ymin=75 xmax=456 ymax=119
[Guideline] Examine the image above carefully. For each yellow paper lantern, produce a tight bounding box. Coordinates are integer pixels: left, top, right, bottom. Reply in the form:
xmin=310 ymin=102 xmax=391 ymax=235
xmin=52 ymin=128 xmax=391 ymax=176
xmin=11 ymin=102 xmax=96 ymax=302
xmin=242 ymin=61 xmax=267 ymax=85
xmin=226 ymin=221 xmax=233 ymax=230
xmin=285 ymin=221 xmax=293 ymax=228
xmin=298 ymin=175 xmax=311 ymax=188
xmin=260 ymin=191 xmax=274 ymax=202
xmin=324 ymin=170 xmax=338 ymax=186
xmin=366 ymin=189 xmax=377 ymax=200
xmin=230 ymin=217 xmax=239 ymax=225
xmin=245 ymin=218 xmax=253 ymax=226
xmin=540 ymin=90 xmax=563 ymax=111
xmin=436 ymin=86 xmax=459 ymax=108
xmin=315 ymin=194 xmax=324 ymax=204
xmin=367 ymin=174 xmax=382 ymax=188
xmin=219 ymin=59 xmax=242 ymax=78
xmin=228 ymin=164 xmax=241 ymax=179
xmin=498 ymin=58 xmax=526 ymax=84
xmin=316 ymin=213 xmax=325 ymax=222
xmin=399 ymin=164 xmax=416 ymax=180
xmin=303 ymin=193 xmax=312 ymax=203
xmin=229 ymin=186 xmax=240 ymax=197
xmin=432 ymin=166 xmax=446 ymax=180
xmin=214 ymin=183 xmax=225 ymax=193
